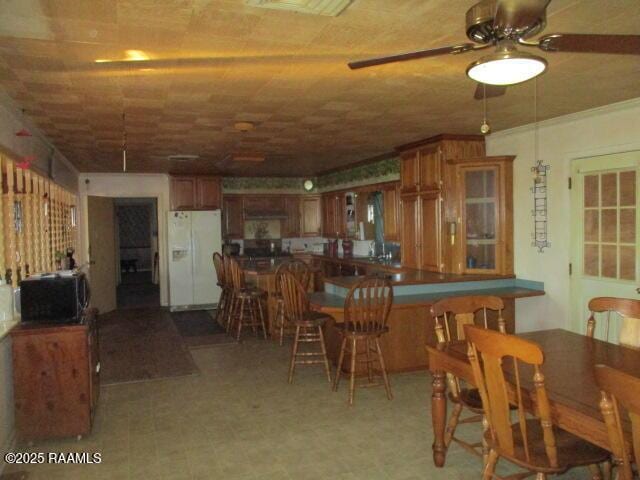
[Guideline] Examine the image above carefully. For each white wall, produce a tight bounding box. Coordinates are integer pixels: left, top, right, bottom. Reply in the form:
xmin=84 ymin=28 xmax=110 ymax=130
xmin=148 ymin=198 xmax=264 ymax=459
xmin=486 ymin=97 xmax=640 ymax=332
xmin=78 ymin=174 xmax=170 ymax=306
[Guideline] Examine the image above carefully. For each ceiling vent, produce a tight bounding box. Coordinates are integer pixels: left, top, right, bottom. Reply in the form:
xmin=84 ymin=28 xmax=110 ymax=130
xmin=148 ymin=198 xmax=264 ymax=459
xmin=245 ymin=0 xmax=353 ymax=17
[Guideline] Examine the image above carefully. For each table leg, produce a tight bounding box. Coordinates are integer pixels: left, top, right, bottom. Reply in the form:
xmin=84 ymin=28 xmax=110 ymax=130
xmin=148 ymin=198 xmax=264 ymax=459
xmin=431 ymin=369 xmax=448 ymax=467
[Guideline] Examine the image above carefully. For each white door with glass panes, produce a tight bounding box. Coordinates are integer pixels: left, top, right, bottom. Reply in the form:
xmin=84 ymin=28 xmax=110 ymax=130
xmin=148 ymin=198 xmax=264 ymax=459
xmin=570 ymin=151 xmax=640 ymax=343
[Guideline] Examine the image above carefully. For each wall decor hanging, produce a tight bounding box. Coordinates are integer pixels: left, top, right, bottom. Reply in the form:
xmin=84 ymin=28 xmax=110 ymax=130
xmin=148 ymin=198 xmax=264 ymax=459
xmin=530 ymin=78 xmax=550 ymax=252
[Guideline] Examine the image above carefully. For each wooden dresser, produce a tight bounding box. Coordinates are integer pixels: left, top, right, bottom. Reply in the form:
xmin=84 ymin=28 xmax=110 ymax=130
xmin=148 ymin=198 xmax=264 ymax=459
xmin=11 ymin=309 xmax=99 ymax=442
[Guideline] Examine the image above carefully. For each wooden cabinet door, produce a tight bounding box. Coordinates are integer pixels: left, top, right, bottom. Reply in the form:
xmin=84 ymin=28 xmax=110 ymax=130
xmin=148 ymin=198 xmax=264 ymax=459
xmin=334 ymin=193 xmax=346 ymax=237
xmin=283 ymin=196 xmax=301 ymax=237
xmin=195 ymin=177 xmax=221 ymax=210
xmin=301 ymin=196 xmax=321 ymax=237
xmin=322 ymin=194 xmax=336 ymax=237
xmin=170 ymin=177 xmax=197 ymax=210
xmin=222 ymin=197 xmax=244 ymax=238
xmin=400 ymin=152 xmax=420 ymax=194
xmin=401 ymin=195 xmax=420 ymax=269
xmin=419 ymin=148 xmax=442 ymax=191
xmin=419 ymin=192 xmax=443 ymax=272
xmin=383 ymin=185 xmax=400 ymax=241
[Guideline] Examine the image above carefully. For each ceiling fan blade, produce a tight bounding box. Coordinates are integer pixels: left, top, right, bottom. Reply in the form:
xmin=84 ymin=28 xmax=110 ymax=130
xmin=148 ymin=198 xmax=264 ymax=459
xmin=493 ymin=0 xmax=550 ymax=36
xmin=347 ymin=43 xmax=476 ymax=70
xmin=473 ymin=83 xmax=507 ymax=100
xmin=536 ymin=34 xmax=640 ymax=55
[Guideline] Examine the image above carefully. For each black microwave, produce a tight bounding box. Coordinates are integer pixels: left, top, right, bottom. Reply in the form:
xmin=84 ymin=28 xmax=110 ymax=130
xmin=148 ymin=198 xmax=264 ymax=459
xmin=20 ymin=273 xmax=90 ymax=324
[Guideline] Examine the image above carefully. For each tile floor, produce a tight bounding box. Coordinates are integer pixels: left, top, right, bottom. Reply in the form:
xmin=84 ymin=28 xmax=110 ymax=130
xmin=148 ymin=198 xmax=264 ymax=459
xmin=5 ymin=338 xmax=597 ymax=479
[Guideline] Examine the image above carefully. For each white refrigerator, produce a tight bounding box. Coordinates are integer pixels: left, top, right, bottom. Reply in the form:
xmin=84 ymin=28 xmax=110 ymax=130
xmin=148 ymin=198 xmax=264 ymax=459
xmin=168 ymin=210 xmax=222 ymax=311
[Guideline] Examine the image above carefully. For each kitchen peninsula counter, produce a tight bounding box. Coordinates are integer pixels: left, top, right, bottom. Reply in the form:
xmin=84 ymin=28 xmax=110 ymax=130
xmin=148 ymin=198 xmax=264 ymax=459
xmin=309 ymin=273 xmax=544 ymax=374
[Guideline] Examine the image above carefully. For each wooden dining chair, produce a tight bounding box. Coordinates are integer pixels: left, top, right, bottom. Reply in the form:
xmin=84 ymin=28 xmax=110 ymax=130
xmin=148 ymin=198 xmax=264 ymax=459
xmin=278 ymin=271 xmax=332 ymax=384
xmin=587 ymin=297 xmax=640 ymax=348
xmin=429 ymin=295 xmax=506 ymax=461
xmin=212 ymin=252 xmax=228 ymax=328
xmin=464 ymin=324 xmax=610 ymax=480
xmin=228 ymin=257 xmax=267 ymax=341
xmin=333 ymin=276 xmax=393 ymax=406
xmin=595 ymin=364 xmax=640 ymax=480
xmin=273 ymin=260 xmax=311 ymax=346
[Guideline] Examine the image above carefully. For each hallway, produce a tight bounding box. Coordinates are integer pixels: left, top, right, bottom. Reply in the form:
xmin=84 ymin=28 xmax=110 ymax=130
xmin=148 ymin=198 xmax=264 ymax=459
xmin=116 ymin=272 xmax=160 ymax=310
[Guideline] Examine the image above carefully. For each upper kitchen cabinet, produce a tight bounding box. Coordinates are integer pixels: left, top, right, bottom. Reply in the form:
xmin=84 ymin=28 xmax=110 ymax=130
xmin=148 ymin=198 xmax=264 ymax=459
xmin=382 ymin=184 xmax=400 ymax=242
xmin=170 ymin=176 xmax=196 ymax=210
xmin=170 ymin=176 xmax=222 ymax=210
xmin=321 ymin=193 xmax=339 ymax=238
xmin=445 ymin=157 xmax=514 ymax=275
xmin=301 ymin=196 xmax=322 ymax=237
xmin=283 ymin=196 xmax=301 ymax=237
xmin=196 ymin=177 xmax=223 ymax=210
xmin=397 ymin=134 xmax=486 ymax=194
xmin=222 ymin=196 xmax=244 ymax=239
xmin=397 ymin=134 xmax=514 ymax=275
xmin=242 ymin=196 xmax=286 ymax=218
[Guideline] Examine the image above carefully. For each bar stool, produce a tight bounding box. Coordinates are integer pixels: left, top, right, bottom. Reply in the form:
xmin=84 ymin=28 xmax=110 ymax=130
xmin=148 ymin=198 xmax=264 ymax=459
xmin=212 ymin=252 xmax=228 ymax=328
xmin=228 ymin=257 xmax=267 ymax=341
xmin=333 ymin=277 xmax=393 ymax=405
xmin=273 ymin=260 xmax=312 ymax=346
xmin=278 ymin=271 xmax=332 ymax=384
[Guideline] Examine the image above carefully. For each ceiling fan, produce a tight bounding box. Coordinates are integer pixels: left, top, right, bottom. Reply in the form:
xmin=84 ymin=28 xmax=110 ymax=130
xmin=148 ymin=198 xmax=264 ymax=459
xmin=348 ymin=0 xmax=640 ymax=99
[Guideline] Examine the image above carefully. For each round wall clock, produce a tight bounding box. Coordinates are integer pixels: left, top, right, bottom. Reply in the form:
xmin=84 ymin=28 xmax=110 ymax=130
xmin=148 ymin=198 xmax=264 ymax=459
xmin=303 ymin=179 xmax=314 ymax=192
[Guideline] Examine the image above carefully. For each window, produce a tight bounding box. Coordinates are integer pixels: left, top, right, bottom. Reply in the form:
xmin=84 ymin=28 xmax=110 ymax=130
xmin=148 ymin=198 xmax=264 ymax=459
xmin=583 ymin=169 xmax=636 ymax=281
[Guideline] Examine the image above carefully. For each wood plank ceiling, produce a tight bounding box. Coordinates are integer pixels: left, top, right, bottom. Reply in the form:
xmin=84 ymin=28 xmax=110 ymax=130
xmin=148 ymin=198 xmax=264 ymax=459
xmin=0 ymin=0 xmax=638 ymax=176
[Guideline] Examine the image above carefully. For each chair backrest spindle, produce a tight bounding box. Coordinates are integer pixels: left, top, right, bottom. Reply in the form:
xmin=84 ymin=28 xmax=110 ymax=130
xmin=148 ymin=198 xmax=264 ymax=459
xmin=587 ymin=297 xmax=640 ymax=348
xmin=228 ymin=257 xmax=246 ymax=290
xmin=431 ymin=295 xmax=506 ymax=344
xmin=344 ymin=277 xmax=393 ymax=334
xmin=212 ymin=252 xmax=225 ymax=286
xmin=278 ymin=271 xmax=309 ymax=322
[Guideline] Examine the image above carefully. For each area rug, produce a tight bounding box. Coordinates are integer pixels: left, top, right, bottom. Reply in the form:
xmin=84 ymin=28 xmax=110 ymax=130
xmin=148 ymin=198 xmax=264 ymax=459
xmin=171 ymin=309 xmax=237 ymax=348
xmin=98 ymin=307 xmax=199 ymax=385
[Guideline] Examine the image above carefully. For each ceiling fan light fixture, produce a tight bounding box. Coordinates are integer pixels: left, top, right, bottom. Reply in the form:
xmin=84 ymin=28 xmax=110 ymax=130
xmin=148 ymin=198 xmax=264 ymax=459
xmin=466 ymin=49 xmax=547 ymax=86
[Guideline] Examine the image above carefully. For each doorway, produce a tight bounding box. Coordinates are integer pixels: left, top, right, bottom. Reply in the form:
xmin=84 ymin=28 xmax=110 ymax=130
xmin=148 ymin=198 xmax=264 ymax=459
xmin=115 ymin=198 xmax=160 ymax=309
xmin=569 ymin=151 xmax=640 ymax=340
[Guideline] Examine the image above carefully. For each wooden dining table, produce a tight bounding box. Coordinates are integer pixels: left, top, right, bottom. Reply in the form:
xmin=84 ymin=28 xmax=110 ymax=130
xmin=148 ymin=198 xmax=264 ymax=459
xmin=426 ymin=328 xmax=639 ymax=467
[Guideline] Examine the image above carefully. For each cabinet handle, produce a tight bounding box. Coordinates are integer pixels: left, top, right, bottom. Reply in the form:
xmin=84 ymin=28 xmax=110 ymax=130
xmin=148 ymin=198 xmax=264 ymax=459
xmin=96 ymin=362 xmax=101 ymax=374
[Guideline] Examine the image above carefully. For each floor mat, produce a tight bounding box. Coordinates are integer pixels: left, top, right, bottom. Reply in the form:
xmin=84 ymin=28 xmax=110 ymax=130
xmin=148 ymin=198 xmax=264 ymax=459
xmin=99 ymin=307 xmax=198 ymax=385
xmin=171 ymin=309 xmax=237 ymax=348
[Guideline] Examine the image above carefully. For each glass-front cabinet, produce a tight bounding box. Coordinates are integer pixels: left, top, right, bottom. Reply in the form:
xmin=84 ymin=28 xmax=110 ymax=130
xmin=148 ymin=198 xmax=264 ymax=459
xmin=463 ymin=167 xmax=498 ymax=271
xmin=451 ymin=157 xmax=514 ymax=275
